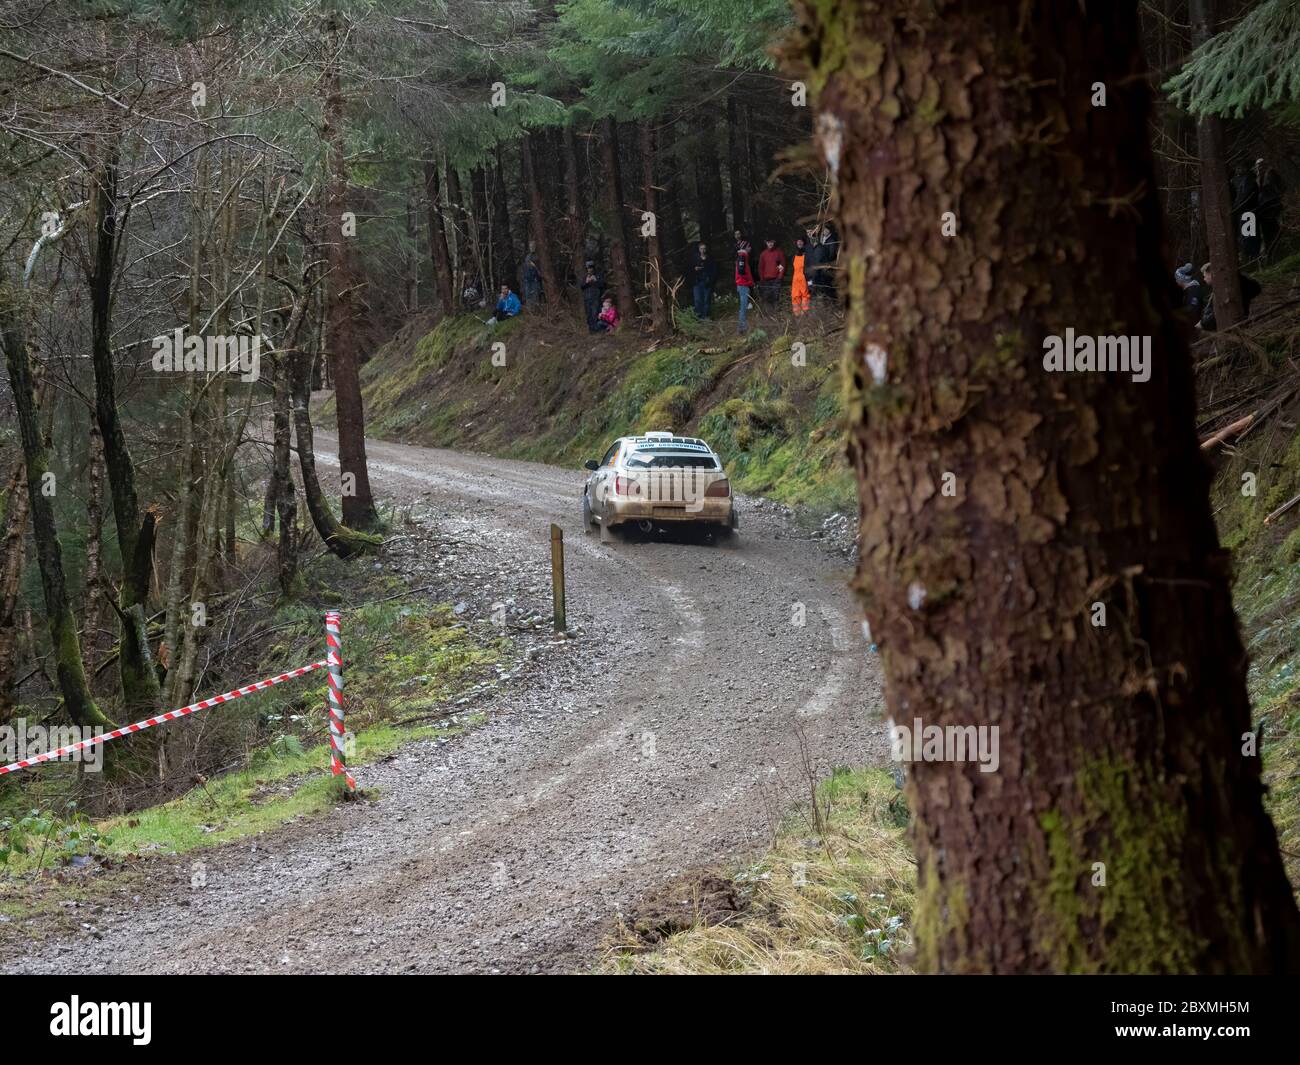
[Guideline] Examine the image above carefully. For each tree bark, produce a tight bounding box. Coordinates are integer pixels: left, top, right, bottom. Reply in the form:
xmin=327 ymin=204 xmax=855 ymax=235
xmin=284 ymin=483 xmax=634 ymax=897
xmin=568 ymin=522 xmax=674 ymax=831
xmin=791 ymin=0 xmax=1300 ymax=973
xmin=445 ymin=164 xmax=470 ymax=294
xmin=83 ymin=414 xmax=106 ymax=655
xmin=0 ymin=456 xmax=31 ymax=720
xmin=521 ymin=132 xmax=561 ymax=311
xmin=694 ymin=122 xmax=727 ymax=246
xmin=88 ymin=158 xmax=161 ymax=715
xmin=287 ymin=293 xmax=376 ymax=560
xmin=726 ymin=96 xmax=746 ymax=235
xmin=599 ymin=117 xmax=637 ymax=323
xmin=0 ymin=273 xmax=110 ymax=728
xmin=661 ymin=161 xmax=689 ymax=295
xmin=491 ymin=146 xmax=519 ymax=293
xmin=321 ymin=8 xmax=379 ymax=531
xmin=639 ymin=121 xmax=669 ymax=332
xmin=563 ymin=123 xmax=588 ymax=300
xmin=1190 ymin=0 xmax=1243 ymax=328
xmin=470 ymin=164 xmax=493 ymax=287
xmin=423 ymin=161 xmax=456 ymax=317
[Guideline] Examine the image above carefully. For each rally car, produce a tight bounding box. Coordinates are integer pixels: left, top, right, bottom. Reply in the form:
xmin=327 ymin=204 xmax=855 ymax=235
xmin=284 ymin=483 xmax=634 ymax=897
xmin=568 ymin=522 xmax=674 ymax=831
xmin=581 ymin=431 xmax=738 ymax=541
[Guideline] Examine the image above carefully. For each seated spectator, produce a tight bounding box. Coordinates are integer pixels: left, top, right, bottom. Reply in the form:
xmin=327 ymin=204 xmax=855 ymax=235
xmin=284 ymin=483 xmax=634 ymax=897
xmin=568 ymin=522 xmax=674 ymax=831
xmin=1198 ymin=263 xmax=1261 ymax=332
xmin=1174 ymin=263 xmax=1205 ymax=320
xmin=495 ymin=285 xmax=522 ymax=320
xmin=595 ymin=296 xmax=620 ymax=333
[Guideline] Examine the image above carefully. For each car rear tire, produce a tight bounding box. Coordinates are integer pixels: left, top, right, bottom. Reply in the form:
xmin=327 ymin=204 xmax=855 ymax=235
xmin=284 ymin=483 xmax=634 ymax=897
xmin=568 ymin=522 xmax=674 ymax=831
xmin=582 ymin=494 xmax=595 ymax=534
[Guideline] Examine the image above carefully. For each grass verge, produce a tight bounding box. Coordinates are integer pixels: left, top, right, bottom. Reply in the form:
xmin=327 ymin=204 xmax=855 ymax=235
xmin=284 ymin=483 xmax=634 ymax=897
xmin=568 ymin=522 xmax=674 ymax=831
xmin=598 ymin=767 xmax=914 ymax=974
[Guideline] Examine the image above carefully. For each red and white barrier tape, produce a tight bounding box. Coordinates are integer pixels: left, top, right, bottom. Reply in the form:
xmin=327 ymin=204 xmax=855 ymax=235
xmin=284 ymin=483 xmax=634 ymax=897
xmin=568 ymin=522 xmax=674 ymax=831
xmin=0 ymin=659 xmax=328 ymax=777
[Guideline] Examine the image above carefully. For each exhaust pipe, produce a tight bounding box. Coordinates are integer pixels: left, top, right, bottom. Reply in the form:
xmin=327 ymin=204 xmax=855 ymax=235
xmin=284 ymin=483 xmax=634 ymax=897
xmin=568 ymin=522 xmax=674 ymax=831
xmin=638 ymin=519 xmax=654 ymax=533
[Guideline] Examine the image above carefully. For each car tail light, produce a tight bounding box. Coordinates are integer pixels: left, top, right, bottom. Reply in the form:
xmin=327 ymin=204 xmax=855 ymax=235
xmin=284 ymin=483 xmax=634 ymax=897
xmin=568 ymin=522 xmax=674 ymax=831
xmin=615 ymin=474 xmax=641 ymax=497
xmin=705 ymin=478 xmax=730 ymax=498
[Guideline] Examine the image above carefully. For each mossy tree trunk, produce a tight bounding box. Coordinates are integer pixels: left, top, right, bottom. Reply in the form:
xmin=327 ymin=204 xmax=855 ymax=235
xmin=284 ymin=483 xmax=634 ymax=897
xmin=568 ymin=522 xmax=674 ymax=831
xmin=0 ymin=272 xmax=110 ymax=729
xmin=0 ymin=457 xmax=31 ymax=720
xmin=88 ymin=158 xmax=162 ymax=716
xmin=423 ymin=161 xmax=456 ymax=318
xmin=321 ymin=5 xmax=380 ymax=532
xmin=286 ymin=291 xmax=377 ymax=561
xmin=790 ymin=0 xmax=1300 ymax=972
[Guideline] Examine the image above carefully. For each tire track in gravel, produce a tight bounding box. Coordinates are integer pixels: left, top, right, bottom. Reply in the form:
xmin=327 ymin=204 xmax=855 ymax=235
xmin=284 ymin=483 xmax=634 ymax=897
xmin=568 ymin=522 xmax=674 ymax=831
xmin=2 ymin=433 xmax=886 ymax=974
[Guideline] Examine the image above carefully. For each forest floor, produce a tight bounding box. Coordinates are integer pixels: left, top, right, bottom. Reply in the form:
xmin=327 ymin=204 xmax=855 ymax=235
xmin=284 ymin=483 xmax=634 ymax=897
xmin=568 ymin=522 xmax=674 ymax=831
xmin=0 ymin=432 xmax=888 ymax=974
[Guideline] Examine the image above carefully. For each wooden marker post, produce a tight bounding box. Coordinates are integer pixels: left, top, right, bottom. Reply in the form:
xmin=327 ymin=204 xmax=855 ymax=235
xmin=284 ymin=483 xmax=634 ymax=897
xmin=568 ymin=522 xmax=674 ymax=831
xmin=550 ymin=523 xmax=566 ymax=633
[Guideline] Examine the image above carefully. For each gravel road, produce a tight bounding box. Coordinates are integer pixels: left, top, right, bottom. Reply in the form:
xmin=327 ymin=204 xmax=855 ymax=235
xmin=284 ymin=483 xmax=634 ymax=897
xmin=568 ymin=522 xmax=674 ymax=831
xmin=2 ymin=435 xmax=885 ymax=974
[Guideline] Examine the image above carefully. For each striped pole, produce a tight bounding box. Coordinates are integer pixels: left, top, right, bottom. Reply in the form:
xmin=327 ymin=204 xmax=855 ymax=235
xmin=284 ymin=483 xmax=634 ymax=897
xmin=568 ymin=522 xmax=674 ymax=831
xmin=325 ymin=611 xmax=356 ymax=792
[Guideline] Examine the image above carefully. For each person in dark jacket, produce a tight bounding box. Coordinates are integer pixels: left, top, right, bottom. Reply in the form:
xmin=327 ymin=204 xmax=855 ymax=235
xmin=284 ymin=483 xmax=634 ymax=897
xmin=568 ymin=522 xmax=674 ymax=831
xmin=580 ymin=260 xmax=604 ymax=333
xmin=522 ymin=250 xmax=542 ymax=307
xmin=1257 ymin=158 xmax=1285 ymax=261
xmin=1197 ymin=262 xmax=1262 ymax=331
xmin=1231 ymin=165 xmax=1261 ymax=260
xmin=1174 ymin=263 xmax=1205 ymax=321
xmin=690 ymin=242 xmax=718 ymax=319
xmin=808 ymin=225 xmax=838 ymax=301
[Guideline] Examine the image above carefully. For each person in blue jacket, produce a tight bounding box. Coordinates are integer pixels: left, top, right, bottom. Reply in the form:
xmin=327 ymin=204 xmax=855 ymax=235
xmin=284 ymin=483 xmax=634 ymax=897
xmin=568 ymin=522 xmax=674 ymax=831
xmin=496 ymin=285 xmax=521 ymax=319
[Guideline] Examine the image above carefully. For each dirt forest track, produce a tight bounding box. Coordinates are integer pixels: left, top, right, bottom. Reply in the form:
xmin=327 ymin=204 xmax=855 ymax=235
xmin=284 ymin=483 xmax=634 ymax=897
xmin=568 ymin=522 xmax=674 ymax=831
xmin=2 ymin=434 xmax=886 ymax=974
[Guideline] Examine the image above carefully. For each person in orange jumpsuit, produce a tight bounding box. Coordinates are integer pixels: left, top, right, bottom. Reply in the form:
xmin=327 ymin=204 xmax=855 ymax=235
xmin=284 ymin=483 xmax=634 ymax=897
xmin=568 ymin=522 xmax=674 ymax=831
xmin=790 ymin=235 xmax=811 ymax=316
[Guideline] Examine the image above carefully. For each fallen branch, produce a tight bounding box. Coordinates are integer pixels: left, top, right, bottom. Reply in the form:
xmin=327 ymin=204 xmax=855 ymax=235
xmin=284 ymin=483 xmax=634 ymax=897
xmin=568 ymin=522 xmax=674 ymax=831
xmin=1264 ymin=492 xmax=1300 ymax=527
xmin=1199 ymin=411 xmax=1255 ymax=450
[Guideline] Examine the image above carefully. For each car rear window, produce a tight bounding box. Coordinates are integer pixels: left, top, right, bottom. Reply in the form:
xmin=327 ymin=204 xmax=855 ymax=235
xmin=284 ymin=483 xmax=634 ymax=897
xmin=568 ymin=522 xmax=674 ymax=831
xmin=626 ymin=452 xmax=719 ymax=469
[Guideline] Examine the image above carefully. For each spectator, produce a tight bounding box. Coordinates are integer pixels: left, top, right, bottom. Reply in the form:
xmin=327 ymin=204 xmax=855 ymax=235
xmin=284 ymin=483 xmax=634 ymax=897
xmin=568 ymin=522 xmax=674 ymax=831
xmin=790 ymin=236 xmax=810 ymax=316
xmin=735 ymin=245 xmax=755 ymax=335
xmin=1257 ymin=158 xmax=1285 ymax=261
xmin=595 ymin=296 xmax=620 ymax=334
xmin=1232 ymin=164 xmax=1261 ymax=260
xmin=1197 ymin=262 xmax=1261 ymax=332
xmin=690 ymin=242 xmax=718 ymax=319
xmin=581 ymin=260 xmax=604 ymax=333
xmin=1174 ymin=262 xmax=1205 ymax=320
xmin=522 ymin=250 xmax=542 ymax=306
xmin=809 ymin=223 xmax=838 ymax=300
xmin=495 ymin=284 xmax=521 ymax=319
xmin=462 ymin=280 xmax=483 ymax=309
xmin=758 ymin=237 xmax=785 ymax=306
xmin=733 ymin=230 xmax=749 ymax=276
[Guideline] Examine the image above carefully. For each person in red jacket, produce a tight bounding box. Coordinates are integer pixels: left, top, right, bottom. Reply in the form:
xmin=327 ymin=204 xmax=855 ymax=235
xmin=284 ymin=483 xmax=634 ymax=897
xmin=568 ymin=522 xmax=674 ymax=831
xmin=757 ymin=238 xmax=785 ymax=307
xmin=595 ymin=296 xmax=620 ymax=333
xmin=735 ymin=245 xmax=755 ymax=335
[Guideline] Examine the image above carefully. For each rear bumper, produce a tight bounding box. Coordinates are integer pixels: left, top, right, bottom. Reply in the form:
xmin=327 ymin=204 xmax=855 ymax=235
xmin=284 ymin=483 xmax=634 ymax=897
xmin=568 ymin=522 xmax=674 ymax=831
xmin=606 ymin=497 xmax=734 ymax=526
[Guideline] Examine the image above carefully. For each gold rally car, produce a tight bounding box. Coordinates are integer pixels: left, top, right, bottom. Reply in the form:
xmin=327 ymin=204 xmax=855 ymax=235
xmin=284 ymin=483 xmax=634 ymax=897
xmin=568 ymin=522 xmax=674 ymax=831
xmin=582 ymin=431 xmax=738 ymax=542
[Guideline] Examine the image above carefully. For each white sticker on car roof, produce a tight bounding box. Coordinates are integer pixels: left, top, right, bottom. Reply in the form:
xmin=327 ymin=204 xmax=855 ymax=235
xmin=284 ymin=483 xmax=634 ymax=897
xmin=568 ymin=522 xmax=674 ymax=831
xmin=629 ymin=440 xmax=711 ymax=452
